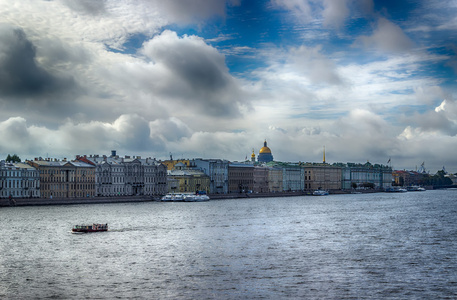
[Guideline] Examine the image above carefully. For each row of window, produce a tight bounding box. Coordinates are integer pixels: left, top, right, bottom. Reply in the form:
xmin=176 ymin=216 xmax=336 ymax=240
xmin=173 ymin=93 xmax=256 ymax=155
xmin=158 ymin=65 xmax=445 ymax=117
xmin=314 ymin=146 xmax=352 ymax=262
xmin=0 ymin=171 xmax=39 ymax=177
xmin=0 ymin=180 xmax=39 ymax=188
xmin=1 ymin=190 xmax=39 ymax=197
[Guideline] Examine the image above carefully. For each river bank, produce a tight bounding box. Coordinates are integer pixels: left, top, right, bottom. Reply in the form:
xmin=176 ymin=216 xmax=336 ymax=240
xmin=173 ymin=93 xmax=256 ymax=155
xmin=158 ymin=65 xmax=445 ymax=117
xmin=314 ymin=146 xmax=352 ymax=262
xmin=0 ymin=189 xmax=390 ymax=207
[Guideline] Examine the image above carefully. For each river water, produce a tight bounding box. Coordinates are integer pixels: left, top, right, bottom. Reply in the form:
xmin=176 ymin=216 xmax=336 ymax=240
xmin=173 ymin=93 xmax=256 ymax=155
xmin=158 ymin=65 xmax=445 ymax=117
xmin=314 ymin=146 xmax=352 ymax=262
xmin=1 ymin=190 xmax=456 ymax=299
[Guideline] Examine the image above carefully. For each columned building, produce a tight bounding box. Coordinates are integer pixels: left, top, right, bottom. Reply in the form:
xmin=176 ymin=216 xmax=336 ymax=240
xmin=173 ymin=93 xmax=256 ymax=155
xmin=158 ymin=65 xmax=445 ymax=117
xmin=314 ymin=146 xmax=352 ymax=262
xmin=342 ymin=162 xmax=392 ymax=190
xmin=253 ymin=166 xmax=269 ymax=193
xmin=28 ymin=158 xmax=95 ymax=199
xmin=0 ymin=161 xmax=40 ymax=198
xmin=228 ymin=163 xmax=254 ymax=193
xmin=77 ymin=152 xmax=167 ymax=197
xmin=303 ymin=164 xmax=342 ymax=191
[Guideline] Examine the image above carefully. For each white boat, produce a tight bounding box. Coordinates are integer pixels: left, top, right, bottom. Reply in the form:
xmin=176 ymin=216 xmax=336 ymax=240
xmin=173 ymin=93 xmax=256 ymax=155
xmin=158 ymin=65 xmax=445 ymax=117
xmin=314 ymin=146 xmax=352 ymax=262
xmin=406 ymin=186 xmax=426 ymax=191
xmin=313 ymin=190 xmax=329 ymax=196
xmin=184 ymin=194 xmax=210 ymax=202
xmin=385 ymin=187 xmax=408 ymax=193
xmin=161 ymin=193 xmax=186 ymax=202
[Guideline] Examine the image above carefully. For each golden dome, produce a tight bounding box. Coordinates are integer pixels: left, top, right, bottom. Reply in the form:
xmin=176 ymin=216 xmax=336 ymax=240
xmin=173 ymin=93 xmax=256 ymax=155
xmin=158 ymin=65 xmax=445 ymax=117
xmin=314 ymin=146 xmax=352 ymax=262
xmin=259 ymin=140 xmax=271 ymax=154
xmin=259 ymin=146 xmax=271 ymax=154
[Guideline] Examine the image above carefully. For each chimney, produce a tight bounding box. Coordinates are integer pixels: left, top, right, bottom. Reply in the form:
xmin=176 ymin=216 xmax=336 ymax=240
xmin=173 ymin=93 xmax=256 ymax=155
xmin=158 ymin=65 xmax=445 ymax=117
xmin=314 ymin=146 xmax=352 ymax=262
xmin=111 ymin=150 xmax=116 ymax=157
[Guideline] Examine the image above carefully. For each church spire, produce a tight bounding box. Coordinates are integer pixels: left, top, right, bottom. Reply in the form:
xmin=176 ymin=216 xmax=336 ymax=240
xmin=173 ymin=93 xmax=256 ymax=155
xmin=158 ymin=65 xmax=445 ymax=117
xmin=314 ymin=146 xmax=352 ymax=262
xmin=323 ymin=146 xmax=326 ymax=164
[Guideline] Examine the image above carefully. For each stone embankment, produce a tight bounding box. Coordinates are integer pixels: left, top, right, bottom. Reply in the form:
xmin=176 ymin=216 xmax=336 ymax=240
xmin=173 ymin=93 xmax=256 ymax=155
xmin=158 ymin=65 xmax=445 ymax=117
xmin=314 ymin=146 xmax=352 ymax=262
xmin=0 ymin=196 xmax=155 ymax=207
xmin=0 ymin=189 xmax=391 ymax=207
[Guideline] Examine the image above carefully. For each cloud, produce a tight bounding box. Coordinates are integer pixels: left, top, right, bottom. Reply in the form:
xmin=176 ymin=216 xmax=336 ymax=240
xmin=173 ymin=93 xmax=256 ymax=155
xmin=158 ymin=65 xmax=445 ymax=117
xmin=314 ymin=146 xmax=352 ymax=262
xmin=271 ymin=0 xmax=313 ymax=22
xmin=289 ymin=45 xmax=343 ymax=85
xmin=141 ymin=30 xmax=243 ymax=116
xmin=0 ymin=115 xmax=168 ymax=158
xmin=400 ymin=98 xmax=457 ymax=136
xmin=60 ymin=0 xmax=106 ymax=15
xmin=154 ymin=0 xmax=240 ymax=24
xmin=149 ymin=118 xmax=193 ymax=143
xmin=356 ymin=18 xmax=414 ymax=52
xmin=0 ymin=24 xmax=76 ymax=99
xmin=322 ymin=0 xmax=350 ymax=29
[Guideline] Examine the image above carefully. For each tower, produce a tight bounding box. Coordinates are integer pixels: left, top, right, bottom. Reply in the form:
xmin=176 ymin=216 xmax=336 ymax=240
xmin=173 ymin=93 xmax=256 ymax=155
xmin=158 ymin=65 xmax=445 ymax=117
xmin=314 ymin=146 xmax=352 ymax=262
xmin=257 ymin=140 xmax=273 ymax=163
xmin=323 ymin=146 xmax=326 ymax=164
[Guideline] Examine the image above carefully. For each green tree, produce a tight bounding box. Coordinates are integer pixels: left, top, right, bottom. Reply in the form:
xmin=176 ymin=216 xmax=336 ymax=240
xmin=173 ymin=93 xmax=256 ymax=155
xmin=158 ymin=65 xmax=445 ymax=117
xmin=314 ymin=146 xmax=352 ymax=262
xmin=421 ymin=171 xmax=452 ymax=187
xmin=6 ymin=154 xmax=21 ymax=163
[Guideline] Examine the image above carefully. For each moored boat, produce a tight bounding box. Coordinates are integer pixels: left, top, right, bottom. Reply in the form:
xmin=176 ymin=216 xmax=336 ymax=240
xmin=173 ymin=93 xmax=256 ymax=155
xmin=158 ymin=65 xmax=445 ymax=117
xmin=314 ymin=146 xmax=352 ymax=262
xmin=72 ymin=223 xmax=108 ymax=233
xmin=406 ymin=185 xmax=426 ymax=191
xmin=161 ymin=193 xmax=186 ymax=202
xmin=184 ymin=194 xmax=210 ymax=202
xmin=313 ymin=189 xmax=329 ymax=196
xmin=385 ymin=187 xmax=408 ymax=193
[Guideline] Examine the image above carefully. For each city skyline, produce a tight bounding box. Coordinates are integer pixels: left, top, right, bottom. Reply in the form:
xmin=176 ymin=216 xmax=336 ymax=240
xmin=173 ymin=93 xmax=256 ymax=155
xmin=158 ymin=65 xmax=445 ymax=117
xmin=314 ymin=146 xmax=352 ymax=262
xmin=0 ymin=1 xmax=456 ymax=173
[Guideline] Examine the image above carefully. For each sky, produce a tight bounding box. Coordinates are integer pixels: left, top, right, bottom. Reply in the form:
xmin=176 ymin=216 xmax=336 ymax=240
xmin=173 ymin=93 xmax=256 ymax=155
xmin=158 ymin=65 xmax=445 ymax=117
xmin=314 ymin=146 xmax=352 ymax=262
xmin=0 ymin=0 xmax=456 ymax=173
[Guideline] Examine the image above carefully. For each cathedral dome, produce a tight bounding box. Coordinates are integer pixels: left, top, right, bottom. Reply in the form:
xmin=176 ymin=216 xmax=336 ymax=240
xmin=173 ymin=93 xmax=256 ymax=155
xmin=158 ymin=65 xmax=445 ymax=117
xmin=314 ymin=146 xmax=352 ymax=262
xmin=257 ymin=140 xmax=273 ymax=163
xmin=259 ymin=146 xmax=271 ymax=154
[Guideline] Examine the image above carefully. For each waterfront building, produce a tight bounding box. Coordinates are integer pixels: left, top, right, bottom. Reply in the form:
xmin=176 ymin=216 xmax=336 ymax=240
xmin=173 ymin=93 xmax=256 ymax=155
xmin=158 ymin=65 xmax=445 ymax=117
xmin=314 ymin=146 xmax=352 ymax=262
xmin=392 ymin=170 xmax=426 ymax=186
xmin=257 ymin=140 xmax=274 ymax=163
xmin=77 ymin=152 xmax=167 ymax=197
xmin=193 ymin=159 xmax=229 ymax=194
xmin=253 ymin=166 xmax=269 ymax=193
xmin=228 ymin=163 xmax=254 ymax=193
xmin=342 ymin=162 xmax=392 ymax=190
xmin=303 ymin=164 xmax=342 ymax=191
xmin=140 ymin=158 xmax=168 ymax=196
xmin=161 ymin=159 xmax=192 ymax=170
xmin=28 ymin=158 xmax=95 ymax=198
xmin=267 ymin=166 xmax=283 ymax=192
xmin=267 ymin=162 xmax=304 ymax=191
xmin=0 ymin=161 xmax=40 ymax=198
xmin=167 ymin=162 xmax=210 ymax=193
xmin=77 ymin=154 xmax=126 ymax=196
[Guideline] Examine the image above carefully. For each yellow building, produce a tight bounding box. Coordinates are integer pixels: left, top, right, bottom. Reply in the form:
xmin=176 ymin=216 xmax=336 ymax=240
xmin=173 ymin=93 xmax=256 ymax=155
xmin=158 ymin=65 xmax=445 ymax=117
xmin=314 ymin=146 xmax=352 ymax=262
xmin=268 ymin=167 xmax=283 ymax=192
xmin=161 ymin=159 xmax=191 ymax=170
xmin=303 ymin=164 xmax=342 ymax=191
xmin=28 ymin=158 xmax=95 ymax=198
xmin=167 ymin=162 xmax=210 ymax=193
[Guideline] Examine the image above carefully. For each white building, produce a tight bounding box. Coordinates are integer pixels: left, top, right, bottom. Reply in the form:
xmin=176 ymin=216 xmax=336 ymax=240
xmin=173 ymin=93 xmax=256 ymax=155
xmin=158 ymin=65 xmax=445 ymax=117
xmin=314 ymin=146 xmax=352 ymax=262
xmin=342 ymin=162 xmax=392 ymax=189
xmin=193 ymin=159 xmax=229 ymax=194
xmin=0 ymin=161 xmax=40 ymax=198
xmin=77 ymin=151 xmax=167 ymax=197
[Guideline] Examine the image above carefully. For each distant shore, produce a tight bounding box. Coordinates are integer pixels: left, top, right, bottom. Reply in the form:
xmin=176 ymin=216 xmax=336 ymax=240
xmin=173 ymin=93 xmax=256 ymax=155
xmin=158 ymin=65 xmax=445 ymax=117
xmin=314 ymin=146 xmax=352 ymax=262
xmin=0 ymin=189 xmax=393 ymax=207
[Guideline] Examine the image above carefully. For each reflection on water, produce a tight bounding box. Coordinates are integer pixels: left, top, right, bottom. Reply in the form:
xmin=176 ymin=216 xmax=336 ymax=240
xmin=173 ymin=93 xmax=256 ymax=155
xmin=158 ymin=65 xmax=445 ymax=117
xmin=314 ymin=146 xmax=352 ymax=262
xmin=1 ymin=190 xmax=457 ymax=299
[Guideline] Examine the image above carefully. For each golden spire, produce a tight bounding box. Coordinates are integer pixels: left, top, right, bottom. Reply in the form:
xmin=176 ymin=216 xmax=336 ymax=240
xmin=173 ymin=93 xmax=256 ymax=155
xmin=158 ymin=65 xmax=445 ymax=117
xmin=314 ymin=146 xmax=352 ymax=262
xmin=323 ymin=146 xmax=326 ymax=164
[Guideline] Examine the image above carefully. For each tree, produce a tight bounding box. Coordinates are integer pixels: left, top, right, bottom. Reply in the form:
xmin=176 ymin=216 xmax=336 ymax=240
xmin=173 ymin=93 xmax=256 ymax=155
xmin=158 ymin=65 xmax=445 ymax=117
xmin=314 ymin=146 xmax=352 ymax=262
xmin=6 ymin=154 xmax=21 ymax=163
xmin=421 ymin=171 xmax=452 ymax=187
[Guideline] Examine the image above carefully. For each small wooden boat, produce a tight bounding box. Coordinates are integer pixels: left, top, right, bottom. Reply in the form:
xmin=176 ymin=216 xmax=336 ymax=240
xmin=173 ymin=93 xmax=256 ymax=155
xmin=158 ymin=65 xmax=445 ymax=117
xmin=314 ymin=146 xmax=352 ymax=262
xmin=72 ymin=223 xmax=108 ymax=233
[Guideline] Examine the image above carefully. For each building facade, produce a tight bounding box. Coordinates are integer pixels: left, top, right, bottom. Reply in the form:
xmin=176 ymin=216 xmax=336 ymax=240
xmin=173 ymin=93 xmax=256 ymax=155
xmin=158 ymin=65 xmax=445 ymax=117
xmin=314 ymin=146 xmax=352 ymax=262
xmin=253 ymin=166 xmax=269 ymax=193
xmin=0 ymin=161 xmax=40 ymax=198
xmin=228 ymin=163 xmax=254 ymax=193
xmin=193 ymin=159 xmax=229 ymax=194
xmin=28 ymin=158 xmax=95 ymax=198
xmin=77 ymin=153 xmax=167 ymax=197
xmin=167 ymin=163 xmax=210 ymax=193
xmin=342 ymin=163 xmax=392 ymax=190
xmin=303 ymin=164 xmax=342 ymax=191
xmin=268 ymin=167 xmax=283 ymax=192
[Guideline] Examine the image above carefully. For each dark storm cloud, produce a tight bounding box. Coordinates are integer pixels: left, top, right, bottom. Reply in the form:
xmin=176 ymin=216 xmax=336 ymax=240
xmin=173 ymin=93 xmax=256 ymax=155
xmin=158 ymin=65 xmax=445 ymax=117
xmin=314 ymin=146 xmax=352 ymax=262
xmin=142 ymin=30 xmax=242 ymax=117
xmin=60 ymin=0 xmax=106 ymax=15
xmin=0 ymin=25 xmax=76 ymax=99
